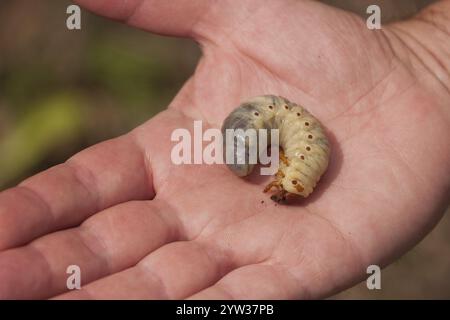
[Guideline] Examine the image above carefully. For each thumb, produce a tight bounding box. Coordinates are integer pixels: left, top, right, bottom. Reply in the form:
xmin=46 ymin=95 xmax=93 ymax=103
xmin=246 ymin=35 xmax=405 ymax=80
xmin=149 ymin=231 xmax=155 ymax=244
xmin=73 ymin=0 xmax=212 ymax=39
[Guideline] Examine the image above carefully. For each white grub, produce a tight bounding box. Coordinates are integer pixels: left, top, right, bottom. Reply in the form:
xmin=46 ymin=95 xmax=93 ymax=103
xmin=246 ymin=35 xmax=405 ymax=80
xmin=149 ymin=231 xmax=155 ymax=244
xmin=222 ymin=95 xmax=330 ymax=202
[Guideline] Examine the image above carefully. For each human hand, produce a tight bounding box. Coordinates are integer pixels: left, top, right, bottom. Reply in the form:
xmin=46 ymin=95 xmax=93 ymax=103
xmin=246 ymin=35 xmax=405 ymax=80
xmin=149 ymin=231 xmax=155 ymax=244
xmin=0 ymin=0 xmax=449 ymax=299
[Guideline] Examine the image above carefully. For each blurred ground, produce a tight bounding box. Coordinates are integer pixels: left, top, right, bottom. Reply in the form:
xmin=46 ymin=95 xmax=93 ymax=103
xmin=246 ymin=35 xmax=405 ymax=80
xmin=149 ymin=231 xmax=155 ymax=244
xmin=0 ymin=0 xmax=448 ymax=299
xmin=0 ymin=0 xmax=199 ymax=188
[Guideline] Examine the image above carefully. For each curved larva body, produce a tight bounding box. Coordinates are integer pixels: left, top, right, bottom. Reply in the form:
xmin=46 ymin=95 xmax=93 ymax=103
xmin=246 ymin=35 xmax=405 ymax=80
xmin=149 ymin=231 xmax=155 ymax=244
xmin=221 ymin=95 xmax=330 ymax=202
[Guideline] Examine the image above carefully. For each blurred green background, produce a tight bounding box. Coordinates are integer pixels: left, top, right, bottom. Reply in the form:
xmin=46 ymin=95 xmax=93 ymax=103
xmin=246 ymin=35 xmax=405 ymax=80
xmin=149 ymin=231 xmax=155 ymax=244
xmin=0 ymin=0 xmax=448 ymax=299
xmin=0 ymin=0 xmax=199 ymax=188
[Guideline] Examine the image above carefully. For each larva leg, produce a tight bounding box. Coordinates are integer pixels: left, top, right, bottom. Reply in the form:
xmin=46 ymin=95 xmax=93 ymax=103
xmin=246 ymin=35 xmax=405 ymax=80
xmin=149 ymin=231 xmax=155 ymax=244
xmin=279 ymin=148 xmax=289 ymax=165
xmin=264 ymin=180 xmax=280 ymax=193
xmin=264 ymin=168 xmax=285 ymax=192
xmin=276 ymin=169 xmax=285 ymax=180
xmin=270 ymin=190 xmax=288 ymax=203
xmin=264 ymin=147 xmax=288 ymax=193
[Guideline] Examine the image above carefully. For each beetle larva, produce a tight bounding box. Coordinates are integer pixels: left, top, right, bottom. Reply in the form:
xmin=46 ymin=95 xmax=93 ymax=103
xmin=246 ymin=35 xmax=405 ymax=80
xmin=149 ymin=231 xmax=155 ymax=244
xmin=222 ymin=95 xmax=330 ymax=203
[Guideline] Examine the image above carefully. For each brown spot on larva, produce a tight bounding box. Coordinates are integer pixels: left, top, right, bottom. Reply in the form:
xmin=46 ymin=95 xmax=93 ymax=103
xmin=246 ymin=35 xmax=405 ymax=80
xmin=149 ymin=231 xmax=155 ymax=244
xmin=308 ymin=134 xmax=313 ymax=139
xmin=261 ymin=200 xmax=264 ymax=204
xmin=295 ymin=184 xmax=304 ymax=193
xmin=292 ymin=180 xmax=297 ymax=185
xmin=306 ymin=146 xmax=311 ymax=151
xmin=254 ymin=112 xmax=259 ymax=116
xmin=297 ymin=112 xmax=301 ymax=116
xmin=284 ymin=105 xmax=289 ymax=110
xmin=300 ymin=155 xmax=305 ymax=160
xmin=268 ymin=105 xmax=273 ymax=109
xmin=305 ymin=122 xmax=310 ymax=126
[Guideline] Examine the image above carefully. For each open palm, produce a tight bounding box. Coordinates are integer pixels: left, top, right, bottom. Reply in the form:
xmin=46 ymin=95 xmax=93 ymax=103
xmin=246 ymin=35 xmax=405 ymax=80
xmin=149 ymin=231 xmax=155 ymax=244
xmin=1 ymin=0 xmax=449 ymax=299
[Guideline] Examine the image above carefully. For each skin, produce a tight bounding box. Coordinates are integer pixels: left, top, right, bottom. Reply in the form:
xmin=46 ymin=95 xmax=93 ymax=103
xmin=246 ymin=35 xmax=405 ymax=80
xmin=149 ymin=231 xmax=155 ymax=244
xmin=0 ymin=0 xmax=449 ymax=299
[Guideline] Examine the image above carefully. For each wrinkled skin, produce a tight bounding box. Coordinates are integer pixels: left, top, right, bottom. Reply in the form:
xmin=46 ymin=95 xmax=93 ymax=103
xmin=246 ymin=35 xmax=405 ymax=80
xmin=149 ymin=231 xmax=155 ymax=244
xmin=0 ymin=0 xmax=449 ymax=299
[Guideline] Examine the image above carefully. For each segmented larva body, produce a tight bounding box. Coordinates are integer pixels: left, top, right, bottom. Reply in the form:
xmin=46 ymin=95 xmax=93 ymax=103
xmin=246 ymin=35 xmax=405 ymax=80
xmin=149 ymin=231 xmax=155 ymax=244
xmin=222 ymin=95 xmax=330 ymax=202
